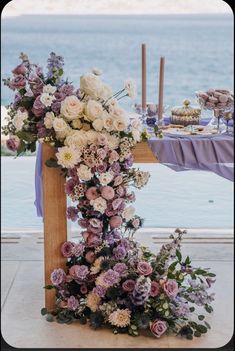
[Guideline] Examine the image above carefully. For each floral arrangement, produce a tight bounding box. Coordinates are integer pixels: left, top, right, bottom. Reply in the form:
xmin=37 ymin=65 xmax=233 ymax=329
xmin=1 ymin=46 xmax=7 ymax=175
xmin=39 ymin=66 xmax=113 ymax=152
xmin=3 ymin=53 xmax=215 ymax=340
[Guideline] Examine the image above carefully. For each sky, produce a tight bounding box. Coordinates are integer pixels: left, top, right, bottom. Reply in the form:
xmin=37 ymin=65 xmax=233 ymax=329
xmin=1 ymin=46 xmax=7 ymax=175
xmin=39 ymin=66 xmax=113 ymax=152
xmin=2 ymin=0 xmax=232 ymax=17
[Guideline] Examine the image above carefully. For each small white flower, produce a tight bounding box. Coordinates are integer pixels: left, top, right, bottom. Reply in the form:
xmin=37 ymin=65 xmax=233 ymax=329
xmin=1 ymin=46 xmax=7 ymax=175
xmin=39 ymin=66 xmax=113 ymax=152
xmin=56 ymin=146 xmax=81 ymax=169
xmin=124 ymin=79 xmax=136 ymax=99
xmin=43 ymin=84 xmax=57 ymax=94
xmin=40 ymin=93 xmax=55 ymax=107
xmin=98 ymin=172 xmax=114 ymax=185
xmin=90 ymin=196 xmax=107 ymax=214
xmin=77 ymin=164 xmax=92 ymax=181
xmin=122 ymin=205 xmax=135 ymax=221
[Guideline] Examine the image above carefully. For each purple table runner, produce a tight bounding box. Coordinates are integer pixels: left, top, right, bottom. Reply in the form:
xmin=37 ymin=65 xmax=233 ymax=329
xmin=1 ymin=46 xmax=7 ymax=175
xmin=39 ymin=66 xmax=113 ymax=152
xmin=34 ymin=118 xmax=234 ymax=217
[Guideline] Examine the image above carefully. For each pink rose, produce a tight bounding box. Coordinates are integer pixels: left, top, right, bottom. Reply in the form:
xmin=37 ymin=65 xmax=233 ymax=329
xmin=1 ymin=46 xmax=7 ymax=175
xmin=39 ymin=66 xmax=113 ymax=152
xmin=85 ymin=251 xmax=96 ymax=263
xmin=150 ymin=320 xmax=167 ymax=338
xmin=163 ymin=279 xmax=179 ymax=299
xmin=72 ymin=243 xmax=84 ymax=257
xmin=50 ymin=268 xmax=66 ymax=286
xmin=10 ymin=75 xmax=26 ymax=90
xmin=110 ymin=216 xmax=122 ymax=229
xmin=86 ymin=233 xmax=102 ymax=247
xmin=109 ymin=150 xmax=119 ymax=163
xmin=69 ymin=265 xmax=89 ymax=280
xmin=59 ymin=301 xmax=68 ymax=309
xmin=86 ymin=187 xmax=99 ymax=200
xmin=61 ymin=241 xmax=75 ymax=257
xmin=150 ymin=281 xmax=160 ymax=297
xmin=101 ymin=186 xmax=115 ymax=200
xmin=6 ymin=136 xmax=21 ymax=152
xmin=12 ymin=64 xmax=27 ymax=75
xmin=137 ymin=261 xmax=153 ymax=276
xmin=82 ymin=231 xmax=91 ymax=241
xmin=78 ymin=218 xmax=89 ymax=228
xmin=98 ymin=134 xmax=108 ymax=146
xmin=132 ymin=218 xmax=140 ymax=229
xmin=122 ymin=279 xmax=136 ymax=292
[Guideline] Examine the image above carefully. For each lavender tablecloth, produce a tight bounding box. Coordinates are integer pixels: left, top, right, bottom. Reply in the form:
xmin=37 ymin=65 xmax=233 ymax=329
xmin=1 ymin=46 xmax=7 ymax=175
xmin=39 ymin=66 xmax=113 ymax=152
xmin=34 ymin=119 xmax=234 ymax=217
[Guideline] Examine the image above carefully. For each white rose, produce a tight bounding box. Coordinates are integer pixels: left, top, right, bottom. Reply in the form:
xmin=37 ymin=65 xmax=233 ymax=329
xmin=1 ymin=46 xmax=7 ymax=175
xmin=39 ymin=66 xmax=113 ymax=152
xmin=86 ymin=130 xmax=98 ymax=145
xmin=12 ymin=110 xmax=28 ymax=131
xmin=103 ymin=113 xmax=114 ymax=132
xmin=113 ymin=116 xmax=128 ymax=131
xmin=60 ymin=95 xmax=84 ymax=121
xmin=77 ymin=164 xmax=92 ymax=181
xmin=53 ymin=117 xmax=68 ymax=132
xmin=80 ymin=73 xmax=103 ymax=98
xmin=85 ymin=100 xmax=103 ymax=121
xmin=110 ymin=106 xmax=125 ymax=119
xmin=65 ymin=130 xmax=88 ymax=149
xmin=131 ymin=118 xmax=142 ymax=130
xmin=98 ymin=172 xmax=114 ymax=185
xmin=44 ymin=112 xmax=55 ymax=129
xmin=56 ymin=146 xmax=81 ymax=169
xmin=90 ymin=197 xmax=107 ymax=214
xmin=43 ymin=84 xmax=57 ymax=94
xmin=122 ymin=206 xmax=135 ymax=221
xmin=92 ymin=118 xmax=104 ymax=131
xmin=124 ymin=79 xmax=136 ymax=99
xmin=40 ymin=93 xmax=55 ymax=107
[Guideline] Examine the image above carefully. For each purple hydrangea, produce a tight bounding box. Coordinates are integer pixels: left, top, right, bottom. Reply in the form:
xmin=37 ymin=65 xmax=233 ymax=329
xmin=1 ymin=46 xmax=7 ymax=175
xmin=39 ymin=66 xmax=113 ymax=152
xmin=92 ymin=285 xmax=106 ymax=297
xmin=113 ymin=245 xmax=126 ymax=260
xmin=113 ymin=263 xmax=128 ymax=276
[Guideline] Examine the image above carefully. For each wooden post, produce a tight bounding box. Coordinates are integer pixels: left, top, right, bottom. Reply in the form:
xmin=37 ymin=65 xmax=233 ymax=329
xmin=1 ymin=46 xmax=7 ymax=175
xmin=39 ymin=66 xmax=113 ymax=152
xmin=132 ymin=142 xmax=158 ymax=163
xmin=42 ymin=144 xmax=67 ymax=310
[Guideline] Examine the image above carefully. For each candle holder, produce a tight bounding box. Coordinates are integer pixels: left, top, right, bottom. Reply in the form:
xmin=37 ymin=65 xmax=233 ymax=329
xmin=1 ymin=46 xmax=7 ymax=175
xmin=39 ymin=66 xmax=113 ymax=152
xmin=133 ymin=102 xmax=166 ymax=130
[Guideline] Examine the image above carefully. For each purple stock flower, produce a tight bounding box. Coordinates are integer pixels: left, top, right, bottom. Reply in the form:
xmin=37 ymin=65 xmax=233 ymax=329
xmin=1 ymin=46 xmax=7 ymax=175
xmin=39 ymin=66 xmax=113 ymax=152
xmin=51 ymin=101 xmax=61 ymax=114
xmin=59 ymin=84 xmax=74 ymax=95
xmin=67 ymin=206 xmax=79 ymax=221
xmin=109 ymin=162 xmax=121 ymax=175
xmin=32 ymin=95 xmax=45 ymax=117
xmin=47 ymin=52 xmax=64 ymax=79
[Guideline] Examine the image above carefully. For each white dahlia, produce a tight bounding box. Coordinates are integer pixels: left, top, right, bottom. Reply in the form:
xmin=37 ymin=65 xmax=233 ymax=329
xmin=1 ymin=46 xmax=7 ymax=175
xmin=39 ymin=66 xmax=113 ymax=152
xmin=56 ymin=146 xmax=81 ymax=169
xmin=108 ymin=309 xmax=131 ymax=328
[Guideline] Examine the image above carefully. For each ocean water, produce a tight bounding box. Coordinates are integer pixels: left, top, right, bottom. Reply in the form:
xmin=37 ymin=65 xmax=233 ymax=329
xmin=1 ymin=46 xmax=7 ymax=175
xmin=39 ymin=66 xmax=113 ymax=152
xmin=1 ymin=15 xmax=234 ymax=230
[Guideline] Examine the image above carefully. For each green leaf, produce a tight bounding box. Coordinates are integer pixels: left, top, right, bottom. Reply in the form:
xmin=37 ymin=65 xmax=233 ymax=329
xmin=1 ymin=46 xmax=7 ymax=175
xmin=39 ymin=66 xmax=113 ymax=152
xmin=30 ymin=142 xmax=36 ymax=153
xmin=58 ymin=68 xmax=64 ymax=76
xmin=45 ymin=158 xmax=60 ymax=168
xmin=194 ymin=268 xmax=208 ymax=276
xmin=206 ymin=272 xmax=216 ymax=277
xmin=196 ymin=324 xmax=207 ymax=334
xmin=204 ymin=304 xmax=213 ymax=313
xmin=176 ymin=249 xmax=182 ymax=262
xmin=185 ymin=256 xmax=191 ymax=265
xmin=189 ymin=307 xmax=195 ymax=312
xmin=194 ymin=331 xmax=201 ymax=337
xmin=40 ymin=307 xmax=48 ymax=316
xmin=17 ymin=140 xmax=26 ymax=155
xmin=43 ymin=284 xmax=55 ymax=290
xmin=198 ymin=315 xmax=205 ymax=321
xmin=16 ymin=131 xmax=36 ymax=143
xmin=186 ymin=334 xmax=193 ymax=340
xmin=46 ymin=313 xmax=54 ymax=322
xmin=168 ymin=261 xmax=178 ymax=271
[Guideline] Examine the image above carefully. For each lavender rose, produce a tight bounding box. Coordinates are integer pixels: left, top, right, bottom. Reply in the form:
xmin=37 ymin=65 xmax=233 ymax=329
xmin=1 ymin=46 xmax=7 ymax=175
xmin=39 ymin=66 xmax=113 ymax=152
xmin=61 ymin=241 xmax=75 ymax=257
xmin=10 ymin=75 xmax=26 ymax=90
xmin=6 ymin=136 xmax=20 ymax=152
xmin=50 ymin=268 xmax=66 ymax=286
xmin=137 ymin=261 xmax=153 ymax=276
xmin=113 ymin=245 xmax=126 ymax=260
xmin=103 ymin=269 xmax=120 ymax=287
xmin=122 ymin=279 xmax=136 ymax=292
xmin=67 ymin=296 xmax=79 ymax=311
xmin=163 ymin=279 xmax=179 ymax=299
xmin=69 ymin=265 xmax=89 ymax=280
xmin=150 ymin=320 xmax=168 ymax=338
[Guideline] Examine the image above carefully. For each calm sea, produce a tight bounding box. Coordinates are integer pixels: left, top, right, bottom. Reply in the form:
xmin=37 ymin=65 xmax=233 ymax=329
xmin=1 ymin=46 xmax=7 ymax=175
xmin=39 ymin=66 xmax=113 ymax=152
xmin=1 ymin=15 xmax=234 ymax=230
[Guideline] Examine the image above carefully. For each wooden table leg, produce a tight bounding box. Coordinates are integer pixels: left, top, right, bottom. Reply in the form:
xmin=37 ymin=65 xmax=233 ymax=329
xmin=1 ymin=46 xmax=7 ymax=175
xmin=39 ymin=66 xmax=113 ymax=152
xmin=132 ymin=142 xmax=158 ymax=163
xmin=42 ymin=144 xmax=67 ymax=310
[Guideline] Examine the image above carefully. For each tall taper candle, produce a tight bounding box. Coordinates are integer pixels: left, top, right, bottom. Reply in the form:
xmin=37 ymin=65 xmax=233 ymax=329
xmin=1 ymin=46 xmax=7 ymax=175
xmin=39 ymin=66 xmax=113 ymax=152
xmin=158 ymin=56 xmax=165 ymax=120
xmin=141 ymin=44 xmax=147 ymax=110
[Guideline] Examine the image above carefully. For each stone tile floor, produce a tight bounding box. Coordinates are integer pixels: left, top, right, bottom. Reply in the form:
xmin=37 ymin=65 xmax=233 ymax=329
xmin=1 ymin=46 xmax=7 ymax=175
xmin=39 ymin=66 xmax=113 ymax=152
xmin=1 ymin=229 xmax=234 ymax=349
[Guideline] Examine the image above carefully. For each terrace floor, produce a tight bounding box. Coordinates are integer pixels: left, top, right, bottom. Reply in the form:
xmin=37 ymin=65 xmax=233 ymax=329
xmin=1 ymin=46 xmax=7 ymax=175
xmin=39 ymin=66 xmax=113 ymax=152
xmin=1 ymin=228 xmax=234 ymax=349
